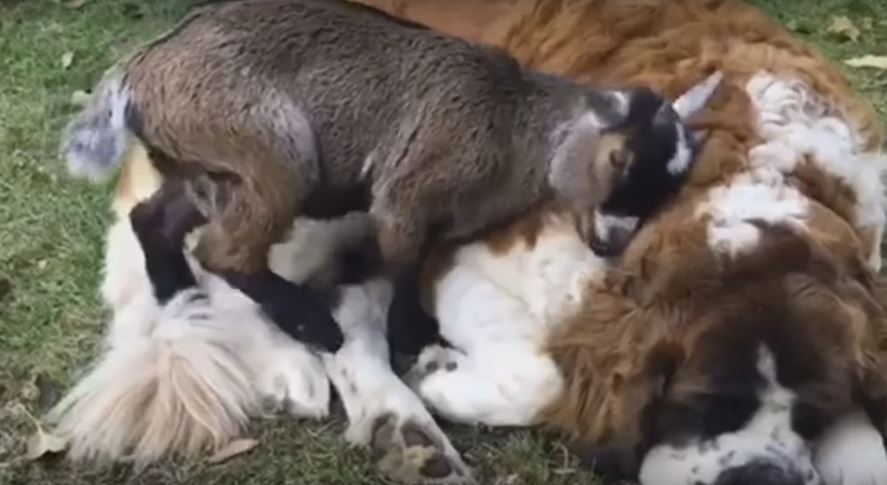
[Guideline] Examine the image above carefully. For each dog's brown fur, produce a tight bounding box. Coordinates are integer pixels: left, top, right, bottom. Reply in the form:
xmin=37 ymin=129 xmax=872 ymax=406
xmin=359 ymin=0 xmax=887 ymax=476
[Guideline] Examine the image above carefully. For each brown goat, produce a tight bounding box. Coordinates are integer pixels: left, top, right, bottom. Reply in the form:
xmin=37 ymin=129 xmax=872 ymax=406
xmin=61 ymin=0 xmax=719 ymax=352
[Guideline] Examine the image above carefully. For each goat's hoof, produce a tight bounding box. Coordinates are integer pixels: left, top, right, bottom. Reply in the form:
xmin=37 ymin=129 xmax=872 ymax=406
xmin=369 ymin=413 xmax=473 ymax=485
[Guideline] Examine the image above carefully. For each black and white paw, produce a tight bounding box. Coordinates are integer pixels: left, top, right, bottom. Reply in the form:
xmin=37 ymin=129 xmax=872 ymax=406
xmin=405 ymin=345 xmax=462 ymax=388
xmin=369 ymin=413 xmax=474 ymax=485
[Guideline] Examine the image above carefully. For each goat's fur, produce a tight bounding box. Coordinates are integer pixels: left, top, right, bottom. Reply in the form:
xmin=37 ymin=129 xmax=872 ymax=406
xmin=356 ymin=1 xmax=887 ymax=484
xmin=61 ymin=0 xmax=716 ymax=353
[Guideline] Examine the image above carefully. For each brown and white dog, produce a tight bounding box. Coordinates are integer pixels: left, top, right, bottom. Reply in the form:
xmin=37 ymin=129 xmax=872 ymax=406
xmin=46 ymin=143 xmax=473 ymax=483
xmin=357 ymin=1 xmax=887 ymax=485
xmin=47 ymin=1 xmax=887 ymax=485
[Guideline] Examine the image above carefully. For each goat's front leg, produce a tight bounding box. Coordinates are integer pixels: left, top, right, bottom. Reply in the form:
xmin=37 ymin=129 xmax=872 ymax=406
xmin=322 ymin=278 xmax=474 ymax=485
xmin=190 ymin=159 xmax=344 ymax=352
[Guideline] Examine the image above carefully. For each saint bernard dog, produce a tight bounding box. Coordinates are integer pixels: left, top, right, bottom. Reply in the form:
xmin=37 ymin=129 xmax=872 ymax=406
xmin=45 ymin=1 xmax=887 ymax=485
xmin=359 ymin=1 xmax=887 ymax=485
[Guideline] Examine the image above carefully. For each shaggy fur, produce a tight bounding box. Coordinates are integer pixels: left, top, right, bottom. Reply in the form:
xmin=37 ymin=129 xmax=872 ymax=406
xmin=46 ymin=145 xmax=332 ymax=466
xmin=359 ymin=1 xmax=887 ymax=484
xmin=47 ymin=144 xmax=473 ymax=483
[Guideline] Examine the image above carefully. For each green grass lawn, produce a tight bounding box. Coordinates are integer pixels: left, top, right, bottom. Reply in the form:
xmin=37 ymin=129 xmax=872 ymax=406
xmin=0 ymin=0 xmax=885 ymax=484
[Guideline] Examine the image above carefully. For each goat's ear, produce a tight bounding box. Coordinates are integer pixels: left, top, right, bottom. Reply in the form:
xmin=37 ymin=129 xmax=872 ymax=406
xmin=549 ymin=114 xmax=609 ymax=208
xmin=672 ymin=71 xmax=724 ymax=121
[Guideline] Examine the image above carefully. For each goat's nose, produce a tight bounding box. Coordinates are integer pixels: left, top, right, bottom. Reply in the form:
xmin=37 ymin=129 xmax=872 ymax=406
xmin=713 ymin=460 xmax=807 ymax=485
xmin=589 ymin=225 xmax=634 ymax=257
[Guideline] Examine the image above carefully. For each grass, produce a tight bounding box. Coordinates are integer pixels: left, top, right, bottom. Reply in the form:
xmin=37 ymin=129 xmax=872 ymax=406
xmin=0 ymin=0 xmax=885 ymax=484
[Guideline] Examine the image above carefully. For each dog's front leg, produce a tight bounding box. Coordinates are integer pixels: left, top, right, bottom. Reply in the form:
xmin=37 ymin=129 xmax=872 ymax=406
xmin=322 ymin=278 xmax=474 ymax=485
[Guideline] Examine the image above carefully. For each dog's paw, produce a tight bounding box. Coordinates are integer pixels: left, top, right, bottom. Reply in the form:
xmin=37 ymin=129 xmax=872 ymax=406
xmin=257 ymin=349 xmax=330 ymax=419
xmin=406 ymin=345 xmax=462 ymax=384
xmin=369 ymin=413 xmax=473 ymax=485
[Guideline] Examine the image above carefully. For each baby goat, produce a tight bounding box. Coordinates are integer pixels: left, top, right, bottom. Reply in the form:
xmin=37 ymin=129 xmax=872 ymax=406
xmin=62 ymin=0 xmax=720 ymax=352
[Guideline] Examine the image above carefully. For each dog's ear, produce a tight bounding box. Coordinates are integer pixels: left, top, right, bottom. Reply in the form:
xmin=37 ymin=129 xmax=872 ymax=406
xmin=568 ymin=340 xmax=686 ymax=480
xmin=549 ymin=114 xmax=628 ymax=210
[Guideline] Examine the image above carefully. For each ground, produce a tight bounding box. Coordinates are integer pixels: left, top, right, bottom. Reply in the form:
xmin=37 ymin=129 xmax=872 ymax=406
xmin=0 ymin=0 xmax=885 ymax=484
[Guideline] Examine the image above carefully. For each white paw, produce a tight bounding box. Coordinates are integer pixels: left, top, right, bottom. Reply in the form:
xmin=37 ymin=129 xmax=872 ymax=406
xmin=368 ymin=412 xmax=475 ymax=485
xmin=405 ymin=345 xmax=464 ymax=388
xmin=257 ymin=348 xmax=330 ymax=419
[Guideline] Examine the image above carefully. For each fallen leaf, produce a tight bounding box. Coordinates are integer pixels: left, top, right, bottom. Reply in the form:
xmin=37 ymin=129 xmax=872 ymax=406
xmin=207 ymin=438 xmax=259 ymax=464
xmin=70 ymin=89 xmax=92 ymax=107
xmin=65 ymin=0 xmax=88 ymax=8
xmin=0 ymin=277 xmax=10 ymax=301
xmin=828 ymin=16 xmax=861 ymax=42
xmin=35 ymin=374 xmax=61 ymax=413
xmin=25 ymin=425 xmax=68 ymax=461
xmin=859 ymin=16 xmax=874 ymax=31
xmin=844 ymin=55 xmax=887 ymax=70
xmin=122 ymin=2 xmax=144 ymax=20
xmin=60 ymin=51 xmax=74 ymax=69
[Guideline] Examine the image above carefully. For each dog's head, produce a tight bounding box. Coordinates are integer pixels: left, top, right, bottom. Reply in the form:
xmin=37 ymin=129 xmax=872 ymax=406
xmin=558 ymin=209 xmax=887 ymax=485
xmin=550 ymin=72 xmax=724 ymax=257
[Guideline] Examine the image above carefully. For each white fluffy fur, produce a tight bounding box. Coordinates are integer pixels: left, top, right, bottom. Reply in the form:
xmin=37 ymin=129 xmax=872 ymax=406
xmin=411 ymin=209 xmax=607 ymax=426
xmin=46 ymin=150 xmax=340 ymax=465
xmin=746 ymin=71 xmax=887 ymax=270
xmin=696 ymin=172 xmax=809 ymax=257
xmin=47 ymin=212 xmax=331 ymax=465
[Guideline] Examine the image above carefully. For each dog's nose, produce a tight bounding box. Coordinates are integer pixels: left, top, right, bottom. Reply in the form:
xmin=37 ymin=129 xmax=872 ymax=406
xmin=713 ymin=460 xmax=807 ymax=485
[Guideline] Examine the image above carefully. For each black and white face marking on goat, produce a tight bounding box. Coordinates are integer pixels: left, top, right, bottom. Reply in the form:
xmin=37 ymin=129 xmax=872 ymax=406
xmin=589 ymin=72 xmax=723 ymax=256
xmin=639 ymin=345 xmax=820 ymax=485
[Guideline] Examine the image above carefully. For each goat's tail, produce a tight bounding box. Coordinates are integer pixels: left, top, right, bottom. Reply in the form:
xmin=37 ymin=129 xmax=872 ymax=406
xmin=61 ymin=75 xmax=135 ymax=182
xmin=45 ymin=283 xmax=260 ymax=466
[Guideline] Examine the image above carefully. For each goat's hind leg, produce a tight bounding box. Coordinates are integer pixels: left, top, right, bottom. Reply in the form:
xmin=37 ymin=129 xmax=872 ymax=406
xmin=128 ymin=179 xmax=206 ymax=302
xmin=186 ymin=153 xmax=345 ymax=353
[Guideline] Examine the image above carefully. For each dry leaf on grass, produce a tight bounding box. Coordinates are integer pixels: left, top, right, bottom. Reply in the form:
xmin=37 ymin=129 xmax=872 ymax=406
xmin=70 ymin=89 xmax=92 ymax=107
xmin=844 ymin=55 xmax=887 ymax=70
xmin=828 ymin=16 xmax=861 ymax=42
xmin=207 ymin=438 xmax=259 ymax=464
xmin=60 ymin=51 xmax=74 ymax=69
xmin=25 ymin=425 xmax=68 ymax=461
xmin=65 ymin=0 xmax=89 ymax=8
